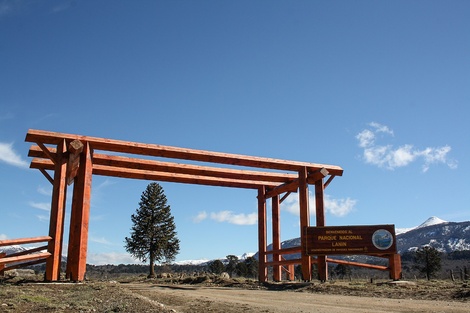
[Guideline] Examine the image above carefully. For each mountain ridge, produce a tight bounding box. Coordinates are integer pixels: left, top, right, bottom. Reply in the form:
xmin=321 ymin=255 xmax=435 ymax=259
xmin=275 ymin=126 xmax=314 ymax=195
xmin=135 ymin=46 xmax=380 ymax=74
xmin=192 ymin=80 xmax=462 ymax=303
xmin=1 ymin=217 xmax=468 ymax=265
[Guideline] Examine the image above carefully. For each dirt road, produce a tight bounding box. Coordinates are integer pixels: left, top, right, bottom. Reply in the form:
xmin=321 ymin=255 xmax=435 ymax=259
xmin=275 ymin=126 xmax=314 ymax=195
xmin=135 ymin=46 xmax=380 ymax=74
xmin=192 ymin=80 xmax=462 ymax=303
xmin=125 ymin=283 xmax=469 ymax=313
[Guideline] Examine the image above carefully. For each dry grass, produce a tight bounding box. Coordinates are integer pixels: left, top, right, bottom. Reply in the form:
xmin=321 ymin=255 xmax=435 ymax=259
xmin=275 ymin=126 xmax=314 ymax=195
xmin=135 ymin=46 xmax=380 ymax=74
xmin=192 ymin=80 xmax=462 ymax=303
xmin=1 ymin=273 xmax=468 ymax=313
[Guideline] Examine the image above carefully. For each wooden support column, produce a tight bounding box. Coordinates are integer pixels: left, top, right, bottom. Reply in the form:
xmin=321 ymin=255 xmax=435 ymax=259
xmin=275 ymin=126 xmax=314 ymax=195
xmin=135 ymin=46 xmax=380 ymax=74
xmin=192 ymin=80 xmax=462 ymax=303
xmin=0 ymin=252 xmax=5 ymax=276
xmin=299 ymin=167 xmax=311 ymax=281
xmin=257 ymin=186 xmax=267 ymax=282
xmin=389 ymin=254 xmax=402 ymax=280
xmin=272 ymin=194 xmax=281 ymax=281
xmin=287 ymin=264 xmax=295 ymax=281
xmin=315 ymin=178 xmax=328 ymax=281
xmin=67 ymin=142 xmax=93 ymax=281
xmin=45 ymin=139 xmax=68 ymax=281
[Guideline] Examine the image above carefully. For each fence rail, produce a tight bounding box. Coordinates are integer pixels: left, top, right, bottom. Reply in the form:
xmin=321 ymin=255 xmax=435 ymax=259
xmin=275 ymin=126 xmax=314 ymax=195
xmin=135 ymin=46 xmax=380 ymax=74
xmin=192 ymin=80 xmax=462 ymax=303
xmin=0 ymin=236 xmax=52 ymax=275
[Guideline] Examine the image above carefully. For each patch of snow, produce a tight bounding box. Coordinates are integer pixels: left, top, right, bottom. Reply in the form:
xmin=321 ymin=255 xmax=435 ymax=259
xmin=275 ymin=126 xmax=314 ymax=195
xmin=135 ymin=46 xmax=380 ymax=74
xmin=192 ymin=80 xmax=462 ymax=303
xmin=397 ymin=216 xmax=448 ymax=235
xmin=238 ymin=252 xmax=255 ymax=260
xmin=172 ymin=259 xmax=210 ymax=266
xmin=417 ymin=216 xmax=448 ymax=229
xmin=396 ymin=227 xmax=413 ymax=235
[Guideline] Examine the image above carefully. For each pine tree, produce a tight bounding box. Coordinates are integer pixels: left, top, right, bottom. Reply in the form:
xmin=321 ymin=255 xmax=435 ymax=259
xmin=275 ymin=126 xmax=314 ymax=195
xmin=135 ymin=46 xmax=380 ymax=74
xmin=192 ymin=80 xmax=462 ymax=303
xmin=125 ymin=182 xmax=180 ymax=278
xmin=225 ymin=255 xmax=239 ymax=276
xmin=244 ymin=257 xmax=259 ymax=279
xmin=208 ymin=259 xmax=225 ymax=274
xmin=414 ymin=246 xmax=441 ymax=280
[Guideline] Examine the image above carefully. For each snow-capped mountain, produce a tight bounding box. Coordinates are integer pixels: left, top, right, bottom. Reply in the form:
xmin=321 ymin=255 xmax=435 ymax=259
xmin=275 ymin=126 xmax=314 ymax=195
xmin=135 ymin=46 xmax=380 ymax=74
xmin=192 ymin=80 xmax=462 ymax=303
xmin=396 ymin=216 xmax=448 ymax=235
xmin=253 ymin=217 xmax=468 ymax=261
xmin=397 ymin=220 xmax=470 ymax=253
xmin=0 ymin=244 xmax=27 ymax=255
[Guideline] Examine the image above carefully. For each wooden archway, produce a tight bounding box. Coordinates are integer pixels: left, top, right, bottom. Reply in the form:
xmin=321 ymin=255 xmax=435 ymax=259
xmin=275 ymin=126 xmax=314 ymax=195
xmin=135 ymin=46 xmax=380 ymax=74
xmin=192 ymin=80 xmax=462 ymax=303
xmin=25 ymin=129 xmax=343 ymax=281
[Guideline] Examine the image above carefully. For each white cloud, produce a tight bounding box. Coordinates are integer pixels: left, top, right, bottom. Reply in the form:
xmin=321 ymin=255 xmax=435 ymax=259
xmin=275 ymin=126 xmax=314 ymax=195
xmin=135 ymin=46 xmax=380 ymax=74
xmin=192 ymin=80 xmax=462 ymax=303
xmin=0 ymin=142 xmax=29 ymax=168
xmin=29 ymin=201 xmax=50 ymax=211
xmin=192 ymin=209 xmax=258 ymax=225
xmin=90 ymin=236 xmax=112 ymax=245
xmin=369 ymin=122 xmax=394 ymax=135
xmin=281 ymin=195 xmax=300 ymax=215
xmin=324 ymin=195 xmax=356 ymax=217
xmin=192 ymin=211 xmax=208 ymax=223
xmin=356 ymin=122 xmax=457 ymax=172
xmin=36 ymin=215 xmax=49 ymax=222
xmin=87 ymin=252 xmax=145 ymax=265
xmin=210 ymin=210 xmax=258 ymax=225
xmin=356 ymin=129 xmax=376 ymax=148
xmin=0 ymin=234 xmax=8 ymax=240
xmin=280 ymin=192 xmax=356 ymax=218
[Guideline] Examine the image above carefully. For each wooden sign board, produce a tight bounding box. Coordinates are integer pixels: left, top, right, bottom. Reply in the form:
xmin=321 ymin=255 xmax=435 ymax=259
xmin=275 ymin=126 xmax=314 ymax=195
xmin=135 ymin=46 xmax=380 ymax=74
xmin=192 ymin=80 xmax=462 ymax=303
xmin=304 ymin=225 xmax=396 ymax=255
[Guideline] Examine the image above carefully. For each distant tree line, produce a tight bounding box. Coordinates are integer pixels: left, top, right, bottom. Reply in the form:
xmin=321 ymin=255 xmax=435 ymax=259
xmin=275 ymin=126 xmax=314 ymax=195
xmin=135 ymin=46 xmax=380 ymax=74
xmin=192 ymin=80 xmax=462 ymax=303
xmin=208 ymin=255 xmax=259 ymax=279
xmin=26 ymin=247 xmax=468 ymax=281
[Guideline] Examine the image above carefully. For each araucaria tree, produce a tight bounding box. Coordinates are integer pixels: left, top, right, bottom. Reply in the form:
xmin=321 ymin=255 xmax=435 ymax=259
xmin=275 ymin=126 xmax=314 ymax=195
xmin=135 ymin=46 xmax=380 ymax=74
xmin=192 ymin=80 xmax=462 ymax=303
xmin=125 ymin=182 xmax=180 ymax=278
xmin=414 ymin=246 xmax=441 ymax=280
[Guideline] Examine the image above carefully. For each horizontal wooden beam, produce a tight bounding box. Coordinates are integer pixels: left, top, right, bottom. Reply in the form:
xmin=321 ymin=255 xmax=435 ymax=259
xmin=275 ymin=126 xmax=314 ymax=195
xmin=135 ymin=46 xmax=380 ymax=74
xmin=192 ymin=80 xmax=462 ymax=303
xmin=94 ymin=164 xmax=279 ymax=189
xmin=0 ymin=236 xmax=52 ymax=247
xmin=3 ymin=258 xmax=48 ymax=272
xmin=265 ymin=246 xmax=302 ymax=255
xmin=0 ymin=252 xmax=51 ymax=265
xmin=2 ymin=245 xmax=48 ymax=258
xmin=25 ymin=129 xmax=344 ymax=176
xmin=266 ymin=258 xmax=302 ymax=267
xmin=29 ymin=145 xmax=298 ymax=184
xmin=326 ymin=257 xmax=388 ymax=271
xmin=31 ymin=159 xmax=280 ymax=189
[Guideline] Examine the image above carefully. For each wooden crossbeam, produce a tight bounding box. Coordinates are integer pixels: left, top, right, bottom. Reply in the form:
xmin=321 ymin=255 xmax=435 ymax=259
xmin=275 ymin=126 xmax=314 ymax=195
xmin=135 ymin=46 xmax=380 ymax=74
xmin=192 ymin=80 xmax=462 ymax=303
xmin=30 ymin=158 xmax=282 ymax=189
xmin=37 ymin=142 xmax=57 ymax=165
xmin=0 ymin=236 xmax=52 ymax=247
xmin=0 ymin=252 xmax=51 ymax=265
xmin=307 ymin=168 xmax=329 ymax=184
xmin=29 ymin=145 xmax=298 ymax=183
xmin=2 ymin=245 xmax=48 ymax=258
xmin=2 ymin=258 xmax=48 ymax=272
xmin=326 ymin=257 xmax=388 ymax=271
xmin=265 ymin=179 xmax=299 ymax=199
xmin=25 ymin=129 xmax=344 ymax=175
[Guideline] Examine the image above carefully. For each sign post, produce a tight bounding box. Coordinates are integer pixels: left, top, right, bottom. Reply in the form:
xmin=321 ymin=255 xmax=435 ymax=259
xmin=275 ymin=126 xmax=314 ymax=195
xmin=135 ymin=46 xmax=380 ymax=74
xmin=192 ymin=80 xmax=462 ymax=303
xmin=304 ymin=225 xmax=401 ymax=280
xmin=305 ymin=225 xmax=397 ymax=255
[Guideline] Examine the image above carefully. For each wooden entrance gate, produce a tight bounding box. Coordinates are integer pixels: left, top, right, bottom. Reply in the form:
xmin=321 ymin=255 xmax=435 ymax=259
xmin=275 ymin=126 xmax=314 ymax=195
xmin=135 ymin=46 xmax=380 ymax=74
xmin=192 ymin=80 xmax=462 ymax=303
xmin=22 ymin=129 xmax=346 ymax=281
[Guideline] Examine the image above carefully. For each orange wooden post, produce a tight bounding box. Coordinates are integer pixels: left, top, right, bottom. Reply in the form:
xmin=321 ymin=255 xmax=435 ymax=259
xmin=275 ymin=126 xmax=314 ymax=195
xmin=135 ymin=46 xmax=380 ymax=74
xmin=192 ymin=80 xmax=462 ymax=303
xmin=315 ymin=178 xmax=328 ymax=281
xmin=288 ymin=264 xmax=295 ymax=281
xmin=67 ymin=142 xmax=93 ymax=281
xmin=257 ymin=186 xmax=267 ymax=282
xmin=272 ymin=194 xmax=281 ymax=281
xmin=0 ymin=252 xmax=6 ymax=276
xmin=389 ymin=253 xmax=402 ymax=280
xmin=299 ymin=167 xmax=311 ymax=281
xmin=45 ymin=139 xmax=68 ymax=281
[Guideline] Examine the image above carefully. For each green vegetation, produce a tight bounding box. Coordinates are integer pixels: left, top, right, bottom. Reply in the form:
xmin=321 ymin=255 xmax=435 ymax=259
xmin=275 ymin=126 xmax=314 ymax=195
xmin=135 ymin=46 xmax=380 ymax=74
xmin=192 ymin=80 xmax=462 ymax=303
xmin=414 ymin=246 xmax=442 ymax=280
xmin=124 ymin=182 xmax=180 ymax=278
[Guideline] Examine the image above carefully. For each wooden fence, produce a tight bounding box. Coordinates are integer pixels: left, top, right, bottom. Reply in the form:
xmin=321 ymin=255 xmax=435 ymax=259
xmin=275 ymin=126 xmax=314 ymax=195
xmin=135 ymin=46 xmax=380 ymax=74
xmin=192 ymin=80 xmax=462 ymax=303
xmin=0 ymin=236 xmax=52 ymax=275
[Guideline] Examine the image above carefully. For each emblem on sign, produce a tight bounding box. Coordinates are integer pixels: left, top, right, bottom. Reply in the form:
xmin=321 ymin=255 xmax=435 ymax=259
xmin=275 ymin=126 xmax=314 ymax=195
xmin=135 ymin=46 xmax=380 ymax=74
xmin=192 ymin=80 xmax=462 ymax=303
xmin=372 ymin=229 xmax=393 ymax=250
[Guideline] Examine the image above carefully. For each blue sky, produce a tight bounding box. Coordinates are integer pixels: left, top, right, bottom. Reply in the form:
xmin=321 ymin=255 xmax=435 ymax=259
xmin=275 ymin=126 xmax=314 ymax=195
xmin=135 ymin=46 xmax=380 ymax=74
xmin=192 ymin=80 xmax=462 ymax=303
xmin=1 ymin=1 xmax=468 ymax=265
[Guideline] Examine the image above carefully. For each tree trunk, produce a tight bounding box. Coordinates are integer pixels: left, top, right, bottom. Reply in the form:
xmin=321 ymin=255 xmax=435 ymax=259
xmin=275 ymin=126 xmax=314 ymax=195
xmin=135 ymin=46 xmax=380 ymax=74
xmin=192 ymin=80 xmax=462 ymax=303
xmin=148 ymin=251 xmax=156 ymax=278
